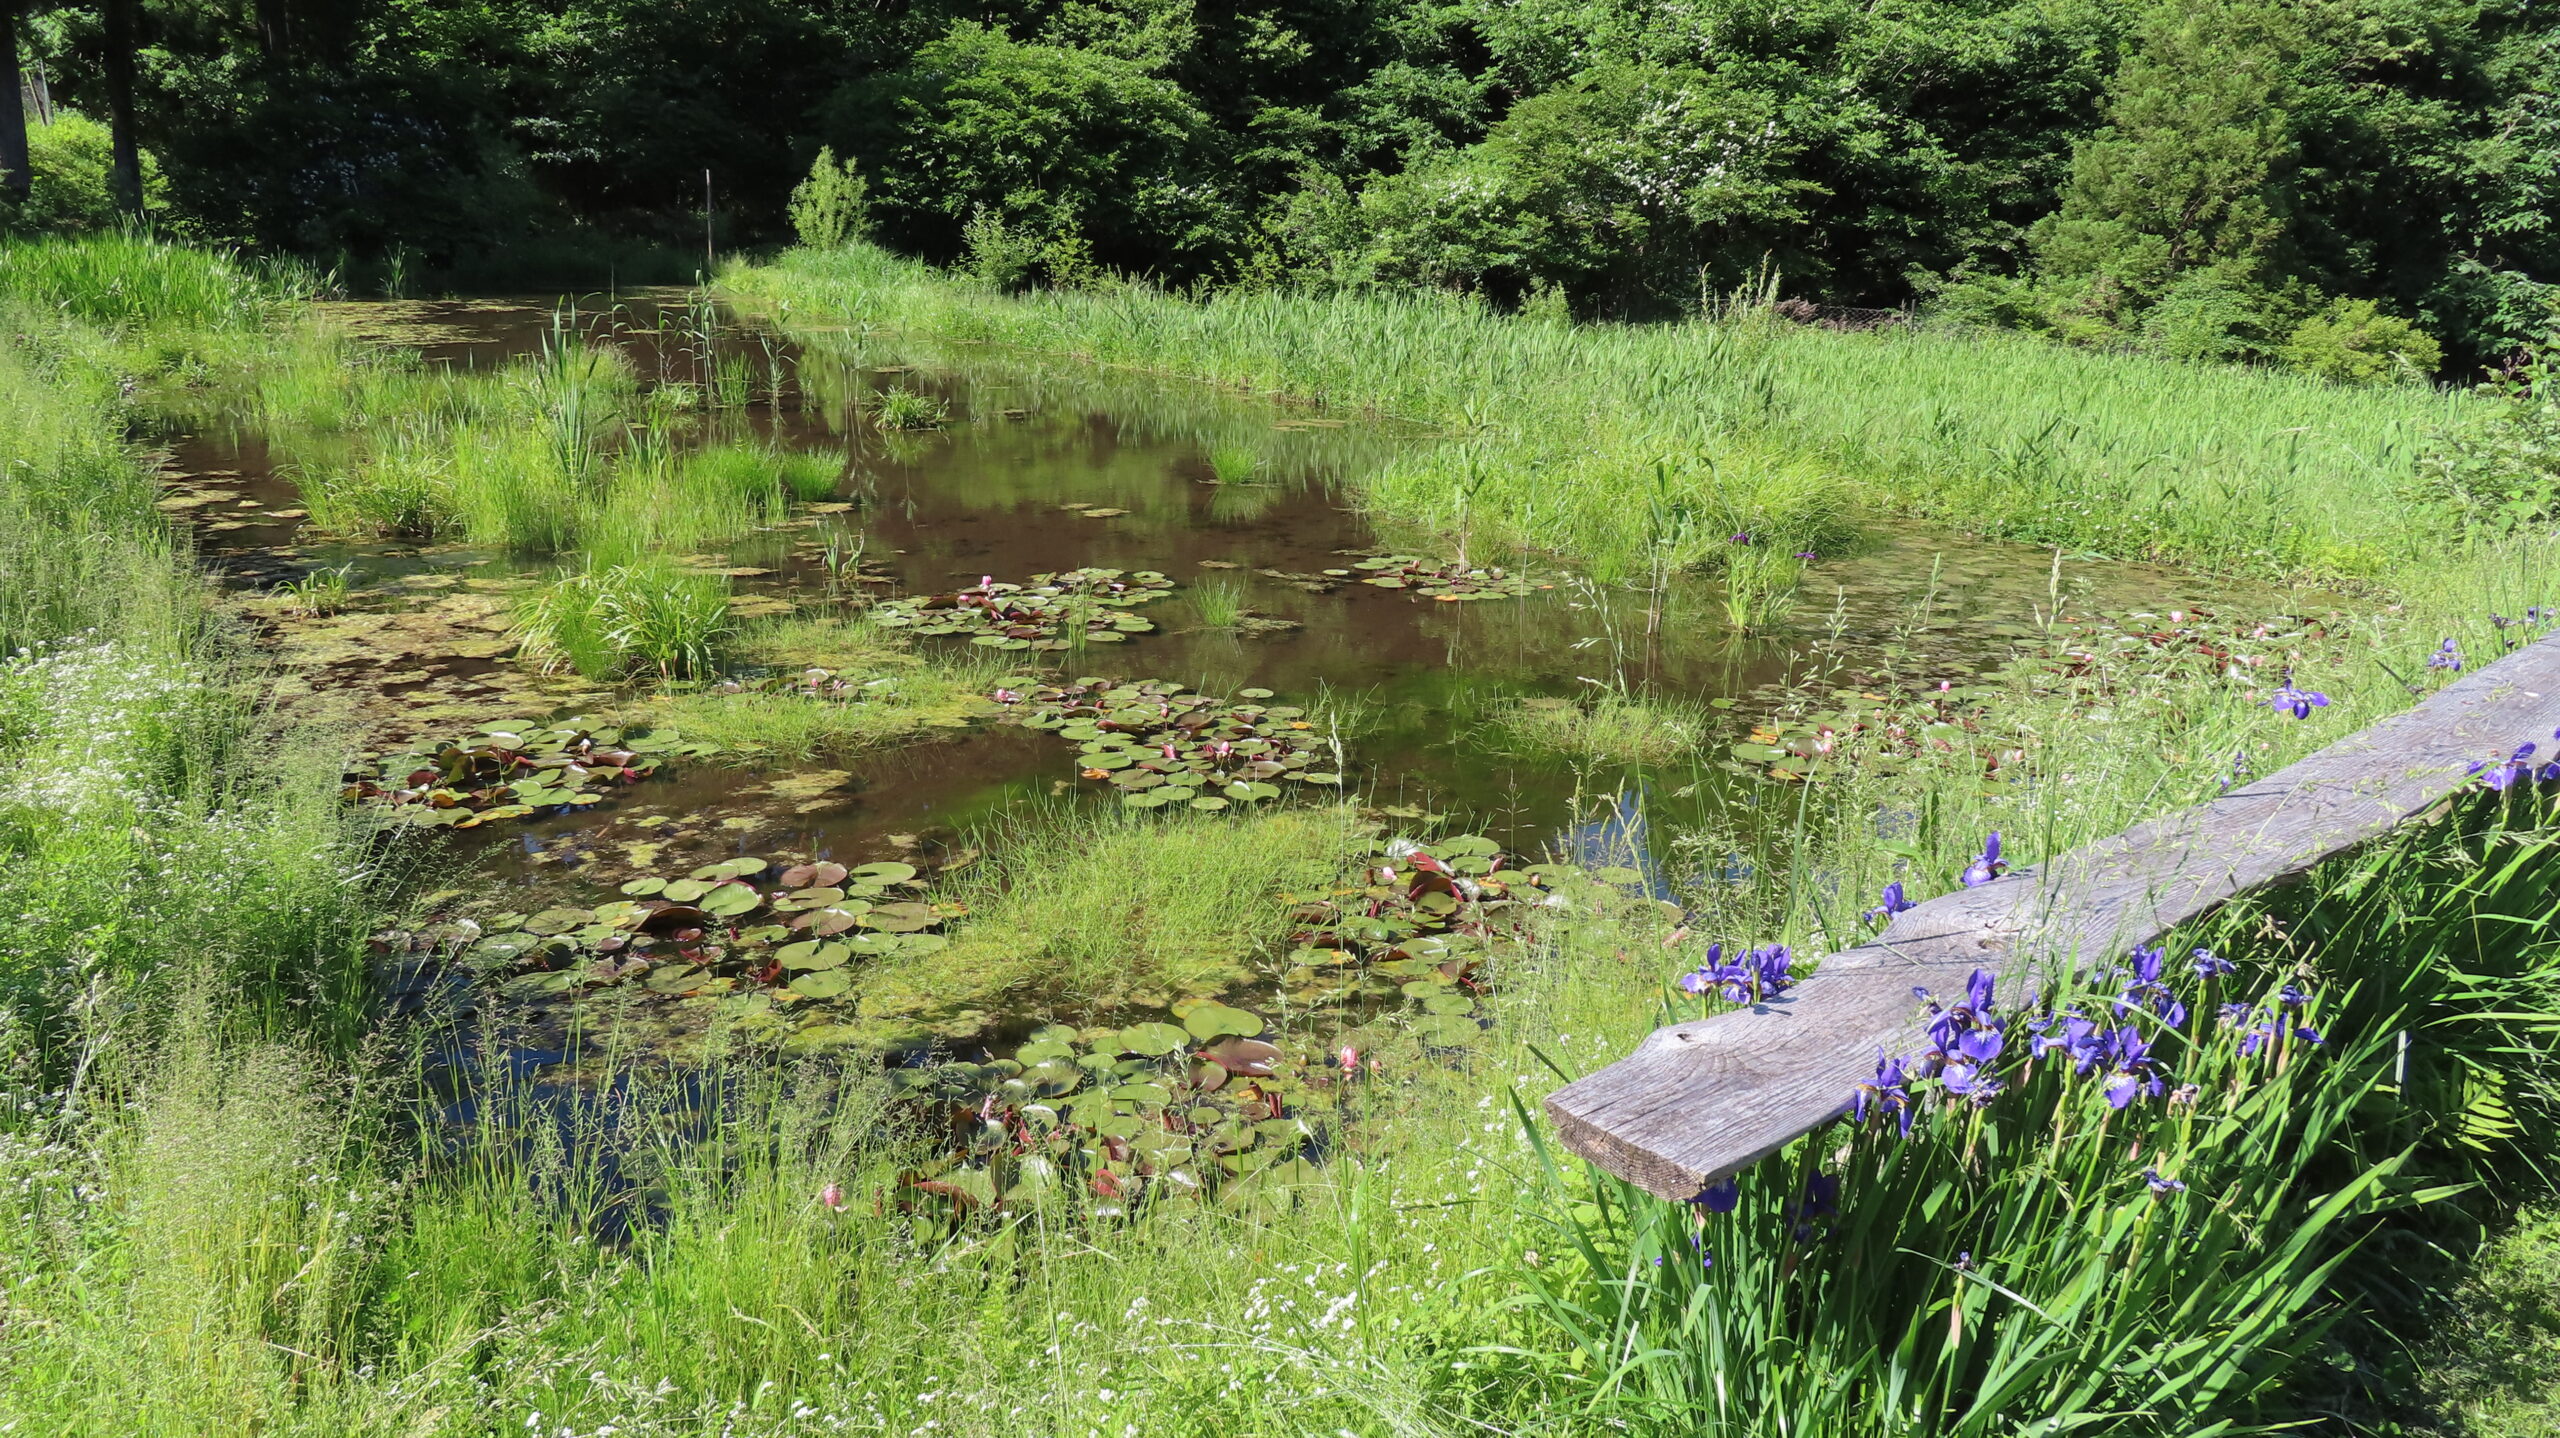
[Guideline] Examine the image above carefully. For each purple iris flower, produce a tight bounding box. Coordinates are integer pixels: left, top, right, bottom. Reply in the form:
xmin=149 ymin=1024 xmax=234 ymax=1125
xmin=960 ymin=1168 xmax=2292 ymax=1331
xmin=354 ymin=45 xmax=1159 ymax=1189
xmin=2033 ymin=1014 xmax=2107 ymax=1074
xmin=1752 ymin=945 xmax=1796 ymax=999
xmin=2270 ymin=675 xmax=2330 ymax=719
xmin=2428 ymin=639 xmax=2464 ymax=672
xmin=2143 ymin=1168 xmax=2187 ymax=1194
xmin=2115 ymin=945 xmax=2187 ymax=1028
xmin=1864 ymin=881 xmax=1915 ymax=925
xmin=1694 ymin=1176 xmax=1741 ymax=1214
xmin=1960 ymin=833 xmax=2006 ymax=887
xmin=2278 ymin=984 xmax=2311 ymax=1010
xmin=2476 ymin=742 xmax=2538 ymax=791
xmin=1729 ymin=532 xmax=1753 ymax=545
xmin=1677 ymin=942 xmax=1726 ymax=996
xmin=2102 ymin=1026 xmax=2165 ymax=1108
xmin=2190 ymin=947 xmax=2234 ymax=979
xmin=1854 ymin=1053 xmax=1917 ymax=1137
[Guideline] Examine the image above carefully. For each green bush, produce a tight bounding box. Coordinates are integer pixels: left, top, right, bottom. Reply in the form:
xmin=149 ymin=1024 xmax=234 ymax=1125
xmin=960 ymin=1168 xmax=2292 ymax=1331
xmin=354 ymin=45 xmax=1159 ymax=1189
xmin=2283 ymin=297 xmax=2445 ymax=386
xmin=0 ymin=113 xmax=167 ymax=235
xmin=786 ymin=146 xmax=869 ymax=250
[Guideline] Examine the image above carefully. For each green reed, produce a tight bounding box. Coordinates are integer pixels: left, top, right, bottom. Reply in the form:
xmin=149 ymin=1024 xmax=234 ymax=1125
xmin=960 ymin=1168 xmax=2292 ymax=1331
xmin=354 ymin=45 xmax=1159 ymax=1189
xmin=731 ymin=244 xmax=2474 ymax=586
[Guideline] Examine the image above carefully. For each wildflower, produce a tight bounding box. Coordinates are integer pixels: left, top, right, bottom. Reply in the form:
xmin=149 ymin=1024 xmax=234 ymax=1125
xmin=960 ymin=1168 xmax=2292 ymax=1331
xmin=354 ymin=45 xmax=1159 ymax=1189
xmin=2428 ymin=639 xmax=2464 ymax=673
xmin=1941 ymin=1025 xmax=2007 ymax=1105
xmin=1863 ymin=880 xmax=1915 ymax=925
xmin=1677 ymin=943 xmax=1735 ymax=998
xmin=2116 ymin=944 xmax=2187 ymax=1029
xmin=1338 ymin=1044 xmax=1359 ymax=1074
xmin=2102 ymin=1025 xmax=2165 ymax=1108
xmin=820 ymin=1183 xmax=845 ymax=1211
xmin=1853 ymin=1053 xmax=1917 ymax=1137
xmin=1693 ymin=1177 xmax=1741 ymax=1214
xmin=2269 ymin=674 xmax=2329 ymax=720
xmin=2142 ymin=1168 xmax=2186 ymax=1194
xmin=1750 ymin=944 xmax=1796 ymax=999
xmin=2190 ymin=947 xmax=2234 ymax=979
xmin=2033 ymin=1013 xmax=2107 ymax=1075
xmin=1729 ymin=532 xmax=1753 ymax=545
xmin=2168 ymin=1082 xmax=2202 ymax=1107
xmin=2220 ymin=751 xmax=2253 ymax=794
xmin=2472 ymin=742 xmax=2539 ymax=791
xmin=1960 ymin=833 xmax=2006 ymax=888
xmin=1793 ymin=551 xmax=1818 ymax=560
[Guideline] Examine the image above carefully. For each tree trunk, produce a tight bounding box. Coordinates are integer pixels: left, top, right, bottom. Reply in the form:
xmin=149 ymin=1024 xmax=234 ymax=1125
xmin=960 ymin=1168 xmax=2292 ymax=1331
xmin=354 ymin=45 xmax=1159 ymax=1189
xmin=101 ymin=0 xmax=142 ymax=221
xmin=0 ymin=0 xmax=29 ymax=205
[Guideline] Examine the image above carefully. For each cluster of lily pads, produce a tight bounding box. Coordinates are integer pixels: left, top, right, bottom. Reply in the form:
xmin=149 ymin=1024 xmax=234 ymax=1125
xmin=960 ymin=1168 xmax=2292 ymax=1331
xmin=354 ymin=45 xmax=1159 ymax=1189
xmin=1274 ymin=833 xmax=1592 ymax=1035
xmin=888 ymin=999 xmax=1326 ymax=1220
xmin=987 ymin=676 xmax=1345 ymax=808
xmin=468 ymin=855 xmax=955 ymax=999
xmin=343 ymin=718 xmax=710 ymax=826
xmin=871 ymin=567 xmax=1175 ymax=650
xmin=1335 ymin=554 xmax=1544 ymax=600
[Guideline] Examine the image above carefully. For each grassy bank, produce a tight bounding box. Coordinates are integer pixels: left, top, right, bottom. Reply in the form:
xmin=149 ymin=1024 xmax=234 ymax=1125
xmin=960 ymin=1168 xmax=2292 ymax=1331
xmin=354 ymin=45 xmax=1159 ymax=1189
xmin=729 ymin=245 xmax=2474 ymax=586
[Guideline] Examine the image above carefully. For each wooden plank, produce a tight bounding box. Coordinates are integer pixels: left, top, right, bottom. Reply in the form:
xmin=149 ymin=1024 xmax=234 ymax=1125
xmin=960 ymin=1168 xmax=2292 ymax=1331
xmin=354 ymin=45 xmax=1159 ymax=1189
xmin=1545 ymin=633 xmax=2560 ymax=1201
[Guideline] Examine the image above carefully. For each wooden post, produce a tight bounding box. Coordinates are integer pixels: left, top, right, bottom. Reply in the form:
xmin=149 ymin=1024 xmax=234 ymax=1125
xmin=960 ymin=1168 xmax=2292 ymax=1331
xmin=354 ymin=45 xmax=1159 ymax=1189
xmin=1544 ymin=633 xmax=2560 ymax=1200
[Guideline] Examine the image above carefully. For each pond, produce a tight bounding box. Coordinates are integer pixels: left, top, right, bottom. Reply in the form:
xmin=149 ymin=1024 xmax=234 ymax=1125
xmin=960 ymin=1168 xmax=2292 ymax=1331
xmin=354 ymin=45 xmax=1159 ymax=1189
xmin=154 ymin=292 xmax=2270 ymax=1072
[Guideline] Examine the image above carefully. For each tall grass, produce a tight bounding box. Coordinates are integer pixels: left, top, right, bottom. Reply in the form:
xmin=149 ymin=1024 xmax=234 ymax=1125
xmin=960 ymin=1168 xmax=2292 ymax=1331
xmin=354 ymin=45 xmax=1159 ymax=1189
xmin=511 ymin=559 xmax=735 ymax=681
xmin=731 ymin=245 xmax=2474 ymax=584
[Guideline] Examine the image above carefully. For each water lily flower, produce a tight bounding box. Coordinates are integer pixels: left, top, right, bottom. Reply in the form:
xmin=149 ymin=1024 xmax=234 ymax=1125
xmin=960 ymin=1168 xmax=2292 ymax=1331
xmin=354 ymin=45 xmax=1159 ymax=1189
xmin=1863 ymin=881 xmax=1915 ymax=925
xmin=1694 ymin=1176 xmax=1741 ymax=1213
xmin=2428 ymin=638 xmax=2464 ymax=673
xmin=2269 ymin=674 xmax=2329 ymax=719
xmin=1338 ymin=1044 xmax=1359 ymax=1073
xmin=1960 ymin=833 xmax=2006 ymax=888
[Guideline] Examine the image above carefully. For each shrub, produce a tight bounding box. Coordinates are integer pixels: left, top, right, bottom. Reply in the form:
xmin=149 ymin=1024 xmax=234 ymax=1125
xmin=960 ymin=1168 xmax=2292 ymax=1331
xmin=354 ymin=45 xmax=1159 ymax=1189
xmin=2283 ymin=297 xmax=2445 ymax=385
xmin=0 ymin=112 xmax=168 ymax=235
xmin=786 ymin=146 xmax=869 ymax=250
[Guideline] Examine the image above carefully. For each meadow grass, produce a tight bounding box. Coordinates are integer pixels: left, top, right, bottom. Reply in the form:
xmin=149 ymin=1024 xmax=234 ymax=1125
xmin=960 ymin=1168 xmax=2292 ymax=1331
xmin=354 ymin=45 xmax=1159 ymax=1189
xmin=730 ymin=245 xmax=2475 ymax=586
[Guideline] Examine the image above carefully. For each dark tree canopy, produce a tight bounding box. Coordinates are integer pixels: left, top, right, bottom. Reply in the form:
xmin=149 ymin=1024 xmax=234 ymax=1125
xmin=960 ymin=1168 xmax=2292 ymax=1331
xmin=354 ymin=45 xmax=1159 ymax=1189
xmin=1 ymin=0 xmax=2549 ymax=371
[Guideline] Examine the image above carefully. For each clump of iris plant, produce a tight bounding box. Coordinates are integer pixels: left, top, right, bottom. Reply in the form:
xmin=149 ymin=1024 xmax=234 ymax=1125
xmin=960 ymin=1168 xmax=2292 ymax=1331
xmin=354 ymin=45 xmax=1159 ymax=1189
xmin=2269 ymin=671 xmax=2329 ymax=720
xmin=1850 ymin=943 xmax=2327 ymax=1134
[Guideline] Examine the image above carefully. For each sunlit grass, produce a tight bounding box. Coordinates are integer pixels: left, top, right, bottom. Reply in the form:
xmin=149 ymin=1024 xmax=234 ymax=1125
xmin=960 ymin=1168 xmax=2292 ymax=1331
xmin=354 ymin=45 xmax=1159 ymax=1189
xmin=733 ymin=243 xmax=2473 ymax=586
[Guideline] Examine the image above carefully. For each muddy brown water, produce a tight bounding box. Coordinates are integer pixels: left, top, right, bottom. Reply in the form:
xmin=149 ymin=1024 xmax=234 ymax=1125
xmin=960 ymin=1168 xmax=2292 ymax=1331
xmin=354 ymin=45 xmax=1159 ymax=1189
xmin=162 ymin=293 xmax=2273 ymax=966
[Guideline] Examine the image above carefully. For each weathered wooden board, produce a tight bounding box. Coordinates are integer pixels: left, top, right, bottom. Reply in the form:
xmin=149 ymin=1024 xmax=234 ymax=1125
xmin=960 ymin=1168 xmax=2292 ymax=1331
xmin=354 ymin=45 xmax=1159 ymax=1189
xmin=1545 ymin=634 xmax=2560 ymax=1201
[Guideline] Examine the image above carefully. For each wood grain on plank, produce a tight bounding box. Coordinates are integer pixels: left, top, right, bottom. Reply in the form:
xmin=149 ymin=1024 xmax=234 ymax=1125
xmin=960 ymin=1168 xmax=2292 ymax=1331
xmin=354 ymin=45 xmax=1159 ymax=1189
xmin=1546 ymin=634 xmax=2560 ymax=1200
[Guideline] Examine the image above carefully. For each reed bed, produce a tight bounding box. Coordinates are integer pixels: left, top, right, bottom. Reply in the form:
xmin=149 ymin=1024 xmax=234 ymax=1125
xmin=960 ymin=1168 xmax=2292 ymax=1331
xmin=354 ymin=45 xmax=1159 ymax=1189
xmin=732 ymin=245 xmax=2473 ymax=585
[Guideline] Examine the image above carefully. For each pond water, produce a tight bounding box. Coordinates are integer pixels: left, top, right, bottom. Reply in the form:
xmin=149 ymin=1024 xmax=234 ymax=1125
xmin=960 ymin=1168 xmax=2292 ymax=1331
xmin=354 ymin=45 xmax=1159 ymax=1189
xmin=156 ymin=292 xmax=2274 ymax=1073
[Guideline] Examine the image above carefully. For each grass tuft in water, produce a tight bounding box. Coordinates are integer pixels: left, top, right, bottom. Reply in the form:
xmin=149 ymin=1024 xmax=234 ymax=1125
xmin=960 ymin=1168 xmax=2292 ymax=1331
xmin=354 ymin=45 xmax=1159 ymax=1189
xmin=1492 ymin=691 xmax=1713 ymax=767
xmin=872 ymin=383 xmax=948 ymax=430
xmin=512 ymin=560 xmax=734 ymax=681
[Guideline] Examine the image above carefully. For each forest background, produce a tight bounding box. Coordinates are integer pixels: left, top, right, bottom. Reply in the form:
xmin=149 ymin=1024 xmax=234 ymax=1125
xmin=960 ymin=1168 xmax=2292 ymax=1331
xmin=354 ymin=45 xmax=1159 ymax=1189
xmin=2 ymin=0 xmax=2553 ymax=379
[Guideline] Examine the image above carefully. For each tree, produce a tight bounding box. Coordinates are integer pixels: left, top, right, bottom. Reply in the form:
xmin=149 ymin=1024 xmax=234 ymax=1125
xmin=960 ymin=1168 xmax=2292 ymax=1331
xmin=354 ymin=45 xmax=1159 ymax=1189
xmin=100 ymin=0 xmax=140 ymax=220
xmin=1 ymin=0 xmax=29 ymax=206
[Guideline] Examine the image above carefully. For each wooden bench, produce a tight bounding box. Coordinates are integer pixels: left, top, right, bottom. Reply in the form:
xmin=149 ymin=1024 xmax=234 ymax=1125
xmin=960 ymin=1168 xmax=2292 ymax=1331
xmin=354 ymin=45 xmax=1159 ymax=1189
xmin=1544 ymin=634 xmax=2560 ymax=1200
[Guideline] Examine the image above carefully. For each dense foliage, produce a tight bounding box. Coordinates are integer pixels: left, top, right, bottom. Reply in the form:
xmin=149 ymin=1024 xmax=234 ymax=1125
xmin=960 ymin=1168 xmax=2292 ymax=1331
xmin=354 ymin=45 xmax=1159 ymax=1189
xmin=3 ymin=0 xmax=2551 ymax=369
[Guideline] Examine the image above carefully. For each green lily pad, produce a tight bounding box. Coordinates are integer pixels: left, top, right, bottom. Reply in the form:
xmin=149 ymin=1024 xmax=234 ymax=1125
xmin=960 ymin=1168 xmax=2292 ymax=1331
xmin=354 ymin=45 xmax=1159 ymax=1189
xmin=787 ymin=968 xmax=852 ymax=999
xmin=1181 ymin=1003 xmax=1263 ymax=1041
